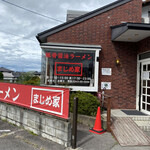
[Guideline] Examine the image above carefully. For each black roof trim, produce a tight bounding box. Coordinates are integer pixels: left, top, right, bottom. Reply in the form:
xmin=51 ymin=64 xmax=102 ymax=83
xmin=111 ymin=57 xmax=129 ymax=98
xmin=111 ymin=22 xmax=150 ymax=30
xmin=36 ymin=0 xmax=131 ymax=43
xmin=111 ymin=22 xmax=150 ymax=41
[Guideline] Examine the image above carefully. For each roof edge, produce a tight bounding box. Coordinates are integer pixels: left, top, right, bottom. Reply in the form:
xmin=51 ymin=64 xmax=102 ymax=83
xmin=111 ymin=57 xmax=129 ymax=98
xmin=111 ymin=22 xmax=150 ymax=42
xmin=36 ymin=0 xmax=131 ymax=43
xmin=111 ymin=22 xmax=150 ymax=29
xmin=40 ymin=42 xmax=101 ymax=49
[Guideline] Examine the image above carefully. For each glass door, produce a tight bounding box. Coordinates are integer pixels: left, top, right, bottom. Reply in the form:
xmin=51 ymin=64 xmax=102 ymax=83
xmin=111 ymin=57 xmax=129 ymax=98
xmin=141 ymin=62 xmax=150 ymax=115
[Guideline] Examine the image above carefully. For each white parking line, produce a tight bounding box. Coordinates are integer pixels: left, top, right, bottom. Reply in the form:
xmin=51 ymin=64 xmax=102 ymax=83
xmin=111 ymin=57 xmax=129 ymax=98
xmin=0 ymin=130 xmax=11 ymax=132
xmin=0 ymin=129 xmax=23 ymax=138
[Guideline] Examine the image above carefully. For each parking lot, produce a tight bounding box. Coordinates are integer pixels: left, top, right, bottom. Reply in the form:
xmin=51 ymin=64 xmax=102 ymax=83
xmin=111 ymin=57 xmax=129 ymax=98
xmin=1 ymin=118 xmax=150 ymax=150
xmin=0 ymin=119 xmax=65 ymax=150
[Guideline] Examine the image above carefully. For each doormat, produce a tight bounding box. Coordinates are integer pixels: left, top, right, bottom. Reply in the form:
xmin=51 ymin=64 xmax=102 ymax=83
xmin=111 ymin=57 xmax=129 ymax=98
xmin=121 ymin=110 xmax=147 ymax=116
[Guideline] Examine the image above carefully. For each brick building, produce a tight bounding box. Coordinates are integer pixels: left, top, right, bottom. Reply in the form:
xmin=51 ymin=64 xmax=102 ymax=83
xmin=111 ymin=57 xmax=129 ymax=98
xmin=37 ymin=0 xmax=150 ymax=115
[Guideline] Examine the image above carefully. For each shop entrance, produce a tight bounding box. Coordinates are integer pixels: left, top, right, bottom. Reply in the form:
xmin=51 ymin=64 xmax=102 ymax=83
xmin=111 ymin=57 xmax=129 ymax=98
xmin=140 ymin=61 xmax=150 ymax=115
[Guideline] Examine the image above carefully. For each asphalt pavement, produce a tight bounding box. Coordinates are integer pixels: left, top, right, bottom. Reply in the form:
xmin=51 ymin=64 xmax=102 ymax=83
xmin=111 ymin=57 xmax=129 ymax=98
xmin=0 ymin=119 xmax=150 ymax=150
xmin=0 ymin=119 xmax=65 ymax=150
xmin=75 ymin=123 xmax=150 ymax=150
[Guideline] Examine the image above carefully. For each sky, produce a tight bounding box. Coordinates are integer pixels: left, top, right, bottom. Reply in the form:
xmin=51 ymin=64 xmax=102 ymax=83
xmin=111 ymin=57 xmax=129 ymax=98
xmin=0 ymin=0 xmax=116 ymax=72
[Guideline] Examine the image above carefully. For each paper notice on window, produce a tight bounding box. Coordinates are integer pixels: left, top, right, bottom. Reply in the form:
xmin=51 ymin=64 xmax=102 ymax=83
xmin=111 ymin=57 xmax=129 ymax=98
xmin=142 ymin=71 xmax=149 ymax=80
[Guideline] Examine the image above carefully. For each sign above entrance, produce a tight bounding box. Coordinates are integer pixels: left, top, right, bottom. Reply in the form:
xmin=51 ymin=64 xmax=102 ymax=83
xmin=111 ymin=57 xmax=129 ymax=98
xmin=41 ymin=43 xmax=101 ymax=92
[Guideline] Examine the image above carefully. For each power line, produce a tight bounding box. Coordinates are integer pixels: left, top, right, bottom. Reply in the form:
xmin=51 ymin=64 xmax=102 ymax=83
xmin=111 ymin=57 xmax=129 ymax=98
xmin=0 ymin=29 xmax=37 ymax=42
xmin=1 ymin=0 xmax=64 ymax=23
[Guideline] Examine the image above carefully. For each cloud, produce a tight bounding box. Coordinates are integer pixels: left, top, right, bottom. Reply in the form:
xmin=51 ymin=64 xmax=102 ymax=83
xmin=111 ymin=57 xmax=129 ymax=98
xmin=0 ymin=0 xmax=115 ymax=72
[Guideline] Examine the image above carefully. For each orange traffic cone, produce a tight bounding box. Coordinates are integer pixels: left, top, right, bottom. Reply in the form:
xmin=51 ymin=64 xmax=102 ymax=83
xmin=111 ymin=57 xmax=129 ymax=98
xmin=89 ymin=107 xmax=106 ymax=135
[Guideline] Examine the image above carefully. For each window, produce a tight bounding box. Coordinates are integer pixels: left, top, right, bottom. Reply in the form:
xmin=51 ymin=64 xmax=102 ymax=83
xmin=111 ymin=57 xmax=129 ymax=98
xmin=40 ymin=44 xmax=101 ymax=92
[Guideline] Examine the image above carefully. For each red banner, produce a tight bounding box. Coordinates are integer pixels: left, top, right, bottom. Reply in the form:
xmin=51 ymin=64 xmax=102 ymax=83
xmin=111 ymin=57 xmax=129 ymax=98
xmin=0 ymin=82 xmax=70 ymax=119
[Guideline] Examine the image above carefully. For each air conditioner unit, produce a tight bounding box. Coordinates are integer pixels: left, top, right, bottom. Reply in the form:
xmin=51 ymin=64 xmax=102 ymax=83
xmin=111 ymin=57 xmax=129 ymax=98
xmin=142 ymin=17 xmax=150 ymax=23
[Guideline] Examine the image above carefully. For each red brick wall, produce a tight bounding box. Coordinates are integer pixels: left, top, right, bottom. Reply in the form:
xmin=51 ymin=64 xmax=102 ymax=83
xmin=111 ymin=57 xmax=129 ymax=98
xmin=47 ymin=0 xmax=142 ymax=109
xmin=138 ymin=37 xmax=150 ymax=54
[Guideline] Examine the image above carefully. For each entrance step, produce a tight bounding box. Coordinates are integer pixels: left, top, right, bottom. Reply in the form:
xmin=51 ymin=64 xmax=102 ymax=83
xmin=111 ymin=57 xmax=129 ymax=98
xmin=134 ymin=119 xmax=150 ymax=131
xmin=102 ymin=109 xmax=150 ymax=131
xmin=111 ymin=109 xmax=150 ymax=131
xmin=126 ymin=115 xmax=150 ymax=131
xmin=111 ymin=117 xmax=150 ymax=146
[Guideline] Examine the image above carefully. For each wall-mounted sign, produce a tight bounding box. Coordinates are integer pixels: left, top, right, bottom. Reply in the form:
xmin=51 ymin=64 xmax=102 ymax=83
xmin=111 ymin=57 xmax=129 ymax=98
xmin=101 ymin=82 xmax=111 ymax=90
xmin=0 ymin=82 xmax=69 ymax=119
xmin=102 ymin=68 xmax=112 ymax=76
xmin=41 ymin=43 xmax=101 ymax=92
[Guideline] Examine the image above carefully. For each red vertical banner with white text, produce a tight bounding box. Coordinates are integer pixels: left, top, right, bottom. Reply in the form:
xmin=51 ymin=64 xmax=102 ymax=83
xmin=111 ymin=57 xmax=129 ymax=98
xmin=0 ymin=82 xmax=70 ymax=119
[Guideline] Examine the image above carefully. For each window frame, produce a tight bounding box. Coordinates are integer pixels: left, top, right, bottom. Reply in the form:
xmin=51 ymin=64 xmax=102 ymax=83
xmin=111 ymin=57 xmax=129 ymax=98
xmin=40 ymin=44 xmax=101 ymax=92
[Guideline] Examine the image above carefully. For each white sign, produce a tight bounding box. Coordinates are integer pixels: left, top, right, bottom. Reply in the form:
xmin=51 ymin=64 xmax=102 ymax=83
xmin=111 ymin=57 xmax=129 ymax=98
xmin=102 ymin=68 xmax=112 ymax=76
xmin=101 ymin=82 xmax=111 ymax=90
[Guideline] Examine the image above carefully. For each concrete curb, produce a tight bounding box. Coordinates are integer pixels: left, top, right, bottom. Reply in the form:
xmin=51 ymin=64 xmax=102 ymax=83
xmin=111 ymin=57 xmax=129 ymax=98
xmin=70 ymin=113 xmax=107 ymax=129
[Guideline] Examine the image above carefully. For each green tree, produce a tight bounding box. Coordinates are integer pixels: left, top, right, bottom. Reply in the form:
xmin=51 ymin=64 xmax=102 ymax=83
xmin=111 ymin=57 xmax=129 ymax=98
xmin=0 ymin=72 xmax=3 ymax=80
xmin=18 ymin=72 xmax=34 ymax=84
xmin=23 ymin=76 xmax=40 ymax=85
xmin=17 ymin=72 xmax=40 ymax=85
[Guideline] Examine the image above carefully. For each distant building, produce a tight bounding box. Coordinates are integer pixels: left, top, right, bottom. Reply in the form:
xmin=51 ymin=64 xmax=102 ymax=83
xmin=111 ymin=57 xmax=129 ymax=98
xmin=12 ymin=72 xmax=22 ymax=82
xmin=33 ymin=71 xmax=41 ymax=78
xmin=0 ymin=67 xmax=14 ymax=82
